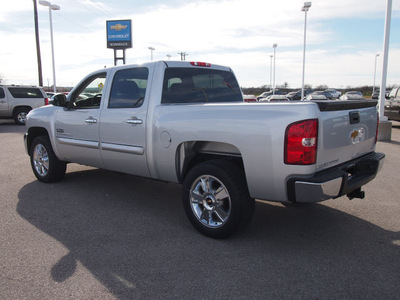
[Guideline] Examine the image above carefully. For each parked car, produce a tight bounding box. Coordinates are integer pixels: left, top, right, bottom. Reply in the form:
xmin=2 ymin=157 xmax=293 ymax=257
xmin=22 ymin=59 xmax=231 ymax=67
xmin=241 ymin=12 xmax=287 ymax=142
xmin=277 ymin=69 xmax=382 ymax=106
xmin=306 ymin=91 xmax=331 ymax=100
xmin=305 ymin=94 xmax=328 ymax=101
xmin=242 ymin=94 xmax=257 ymax=102
xmin=325 ymin=88 xmax=341 ymax=98
xmin=372 ymin=90 xmax=380 ymax=99
xmin=256 ymin=89 xmax=284 ymax=101
xmin=384 ymin=85 xmax=400 ymax=121
xmin=286 ymin=90 xmax=301 ymax=101
xmin=340 ymin=94 xmax=365 ymax=101
xmin=0 ymin=85 xmax=49 ymax=124
xmin=259 ymin=95 xmax=289 ymax=102
xmin=388 ymin=85 xmax=400 ymax=100
xmin=340 ymin=91 xmax=363 ymax=100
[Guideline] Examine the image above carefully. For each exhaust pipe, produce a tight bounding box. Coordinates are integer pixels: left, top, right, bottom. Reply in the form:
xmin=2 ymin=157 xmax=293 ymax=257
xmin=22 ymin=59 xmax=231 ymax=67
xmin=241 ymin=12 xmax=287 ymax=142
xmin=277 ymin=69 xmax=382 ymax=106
xmin=347 ymin=188 xmax=365 ymax=200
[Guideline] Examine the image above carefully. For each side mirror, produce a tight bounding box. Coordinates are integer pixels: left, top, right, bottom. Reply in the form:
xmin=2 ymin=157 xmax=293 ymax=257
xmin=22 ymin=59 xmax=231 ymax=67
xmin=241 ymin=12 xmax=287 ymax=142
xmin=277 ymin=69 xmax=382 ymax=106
xmin=52 ymin=94 xmax=67 ymax=107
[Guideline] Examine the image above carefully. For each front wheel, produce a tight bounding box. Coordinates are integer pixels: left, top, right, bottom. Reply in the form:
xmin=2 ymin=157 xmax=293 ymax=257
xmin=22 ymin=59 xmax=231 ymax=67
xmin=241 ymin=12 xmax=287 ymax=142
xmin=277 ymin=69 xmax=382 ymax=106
xmin=30 ymin=136 xmax=67 ymax=183
xmin=182 ymin=160 xmax=254 ymax=239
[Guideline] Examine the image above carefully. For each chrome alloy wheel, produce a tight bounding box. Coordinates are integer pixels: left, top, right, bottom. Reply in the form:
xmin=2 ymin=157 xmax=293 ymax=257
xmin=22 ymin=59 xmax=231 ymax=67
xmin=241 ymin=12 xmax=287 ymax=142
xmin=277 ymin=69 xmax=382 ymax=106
xmin=17 ymin=112 xmax=27 ymax=124
xmin=189 ymin=175 xmax=232 ymax=228
xmin=33 ymin=144 xmax=49 ymax=177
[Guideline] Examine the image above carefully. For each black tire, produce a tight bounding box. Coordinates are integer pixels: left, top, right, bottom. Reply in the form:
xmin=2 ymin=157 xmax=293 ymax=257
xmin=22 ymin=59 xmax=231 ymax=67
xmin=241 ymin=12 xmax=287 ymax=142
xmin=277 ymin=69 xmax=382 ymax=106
xmin=30 ymin=136 xmax=66 ymax=183
xmin=13 ymin=108 xmax=31 ymax=125
xmin=182 ymin=160 xmax=255 ymax=239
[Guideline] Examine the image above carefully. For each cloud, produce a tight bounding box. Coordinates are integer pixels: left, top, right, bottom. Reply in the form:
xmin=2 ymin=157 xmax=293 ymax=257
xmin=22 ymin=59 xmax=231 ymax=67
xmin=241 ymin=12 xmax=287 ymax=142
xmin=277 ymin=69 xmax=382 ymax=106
xmin=0 ymin=0 xmax=399 ymax=87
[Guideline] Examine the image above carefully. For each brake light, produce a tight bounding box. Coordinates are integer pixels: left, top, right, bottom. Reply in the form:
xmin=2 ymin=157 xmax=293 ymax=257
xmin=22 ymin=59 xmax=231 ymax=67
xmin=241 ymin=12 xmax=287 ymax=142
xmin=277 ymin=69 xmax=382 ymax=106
xmin=190 ymin=62 xmax=211 ymax=67
xmin=44 ymin=98 xmax=49 ymax=105
xmin=285 ymin=119 xmax=318 ymax=165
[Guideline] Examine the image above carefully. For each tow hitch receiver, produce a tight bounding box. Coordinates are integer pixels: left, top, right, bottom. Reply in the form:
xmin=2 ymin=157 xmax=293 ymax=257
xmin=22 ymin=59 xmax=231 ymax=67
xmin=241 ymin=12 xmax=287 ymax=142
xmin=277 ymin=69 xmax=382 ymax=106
xmin=347 ymin=188 xmax=365 ymax=200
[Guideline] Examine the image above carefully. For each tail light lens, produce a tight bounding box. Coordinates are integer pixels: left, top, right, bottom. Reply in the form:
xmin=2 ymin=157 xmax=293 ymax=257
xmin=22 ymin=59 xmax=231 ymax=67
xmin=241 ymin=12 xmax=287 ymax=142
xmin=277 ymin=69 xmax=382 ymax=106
xmin=285 ymin=119 xmax=318 ymax=165
xmin=44 ymin=98 xmax=49 ymax=105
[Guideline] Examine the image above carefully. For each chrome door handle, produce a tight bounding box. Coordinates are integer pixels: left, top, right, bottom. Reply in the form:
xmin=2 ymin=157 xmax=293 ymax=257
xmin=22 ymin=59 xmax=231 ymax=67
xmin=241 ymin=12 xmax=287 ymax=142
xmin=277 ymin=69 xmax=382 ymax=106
xmin=126 ymin=118 xmax=143 ymax=125
xmin=85 ymin=117 xmax=97 ymax=124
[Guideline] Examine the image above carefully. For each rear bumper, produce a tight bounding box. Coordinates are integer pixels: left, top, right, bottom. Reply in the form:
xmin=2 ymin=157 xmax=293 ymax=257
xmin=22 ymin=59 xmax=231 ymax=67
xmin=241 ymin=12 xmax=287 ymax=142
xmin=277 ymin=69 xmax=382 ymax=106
xmin=287 ymin=152 xmax=385 ymax=203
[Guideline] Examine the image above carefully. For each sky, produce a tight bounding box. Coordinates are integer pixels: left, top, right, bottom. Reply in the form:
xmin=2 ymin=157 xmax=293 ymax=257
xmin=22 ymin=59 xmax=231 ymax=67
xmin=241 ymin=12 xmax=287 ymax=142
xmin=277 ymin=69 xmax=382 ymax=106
xmin=0 ymin=0 xmax=399 ymax=90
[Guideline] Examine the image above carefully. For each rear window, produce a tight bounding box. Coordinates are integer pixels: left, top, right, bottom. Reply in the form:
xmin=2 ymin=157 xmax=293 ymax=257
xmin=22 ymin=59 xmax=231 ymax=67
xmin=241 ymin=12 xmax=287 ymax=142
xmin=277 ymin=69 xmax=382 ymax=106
xmin=161 ymin=68 xmax=242 ymax=104
xmin=8 ymin=87 xmax=44 ymax=98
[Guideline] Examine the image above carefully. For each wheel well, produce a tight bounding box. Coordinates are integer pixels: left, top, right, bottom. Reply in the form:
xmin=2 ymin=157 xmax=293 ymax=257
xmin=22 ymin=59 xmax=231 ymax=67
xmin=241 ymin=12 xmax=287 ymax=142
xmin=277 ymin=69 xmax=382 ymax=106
xmin=176 ymin=141 xmax=244 ymax=183
xmin=13 ymin=106 xmax=32 ymax=115
xmin=27 ymin=127 xmax=49 ymax=153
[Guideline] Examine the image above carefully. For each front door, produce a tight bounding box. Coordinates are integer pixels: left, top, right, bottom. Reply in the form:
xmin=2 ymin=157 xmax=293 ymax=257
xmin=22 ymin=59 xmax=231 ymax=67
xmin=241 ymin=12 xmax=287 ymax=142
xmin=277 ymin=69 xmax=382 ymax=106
xmin=54 ymin=72 xmax=106 ymax=168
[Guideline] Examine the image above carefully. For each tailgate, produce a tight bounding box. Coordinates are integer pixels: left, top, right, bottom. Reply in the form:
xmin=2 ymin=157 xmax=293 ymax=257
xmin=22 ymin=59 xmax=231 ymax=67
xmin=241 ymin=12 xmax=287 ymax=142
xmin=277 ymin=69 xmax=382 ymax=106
xmin=315 ymin=100 xmax=378 ymax=172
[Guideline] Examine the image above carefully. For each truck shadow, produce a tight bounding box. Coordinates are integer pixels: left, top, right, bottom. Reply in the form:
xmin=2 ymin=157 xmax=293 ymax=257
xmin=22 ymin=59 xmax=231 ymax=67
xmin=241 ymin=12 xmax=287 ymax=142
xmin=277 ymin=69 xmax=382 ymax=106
xmin=17 ymin=168 xmax=400 ymax=298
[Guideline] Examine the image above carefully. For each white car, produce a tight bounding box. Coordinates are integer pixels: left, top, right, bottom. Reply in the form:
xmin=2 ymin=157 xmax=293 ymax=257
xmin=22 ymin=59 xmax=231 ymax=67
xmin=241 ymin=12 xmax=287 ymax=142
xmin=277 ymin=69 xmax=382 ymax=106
xmin=0 ymin=85 xmax=48 ymax=124
xmin=325 ymin=89 xmax=341 ymax=99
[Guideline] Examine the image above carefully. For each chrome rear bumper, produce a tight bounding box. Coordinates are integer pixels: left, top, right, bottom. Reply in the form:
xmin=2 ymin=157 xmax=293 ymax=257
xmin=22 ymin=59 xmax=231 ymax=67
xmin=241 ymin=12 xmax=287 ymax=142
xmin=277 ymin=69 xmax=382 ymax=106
xmin=288 ymin=152 xmax=385 ymax=203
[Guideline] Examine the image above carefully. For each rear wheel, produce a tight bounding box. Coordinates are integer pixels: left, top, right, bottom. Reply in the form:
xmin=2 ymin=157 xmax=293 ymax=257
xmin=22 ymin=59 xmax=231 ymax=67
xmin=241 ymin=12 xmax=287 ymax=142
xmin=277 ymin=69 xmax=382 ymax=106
xmin=13 ymin=108 xmax=30 ymax=125
xmin=182 ymin=160 xmax=254 ymax=238
xmin=30 ymin=136 xmax=66 ymax=182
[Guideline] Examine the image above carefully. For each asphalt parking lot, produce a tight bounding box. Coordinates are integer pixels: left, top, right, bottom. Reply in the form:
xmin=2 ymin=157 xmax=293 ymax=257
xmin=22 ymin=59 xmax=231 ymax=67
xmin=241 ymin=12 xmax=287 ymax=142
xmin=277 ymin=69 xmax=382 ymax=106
xmin=1 ymin=119 xmax=399 ymax=299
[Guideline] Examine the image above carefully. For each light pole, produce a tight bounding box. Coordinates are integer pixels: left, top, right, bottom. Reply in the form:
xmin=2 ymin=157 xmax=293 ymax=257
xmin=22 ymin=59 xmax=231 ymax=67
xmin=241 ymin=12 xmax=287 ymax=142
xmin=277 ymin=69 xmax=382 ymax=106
xmin=373 ymin=54 xmax=380 ymax=94
xmin=178 ymin=52 xmax=188 ymax=61
xmin=39 ymin=0 xmax=60 ymax=94
xmin=148 ymin=47 xmax=155 ymax=61
xmin=301 ymin=2 xmax=312 ymax=100
xmin=166 ymin=54 xmax=171 ymax=60
xmin=272 ymin=44 xmax=277 ymax=94
xmin=269 ymin=55 xmax=273 ymax=90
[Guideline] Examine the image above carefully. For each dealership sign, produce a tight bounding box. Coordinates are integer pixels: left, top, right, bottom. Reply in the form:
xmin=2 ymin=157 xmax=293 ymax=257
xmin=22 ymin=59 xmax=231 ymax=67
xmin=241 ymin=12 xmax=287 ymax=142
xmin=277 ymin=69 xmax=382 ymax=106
xmin=106 ymin=20 xmax=132 ymax=49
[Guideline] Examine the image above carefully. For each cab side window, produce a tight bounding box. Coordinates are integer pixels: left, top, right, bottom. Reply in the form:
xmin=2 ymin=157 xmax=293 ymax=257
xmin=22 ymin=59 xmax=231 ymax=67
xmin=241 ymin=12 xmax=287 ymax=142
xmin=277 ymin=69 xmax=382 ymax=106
xmin=71 ymin=73 xmax=106 ymax=109
xmin=0 ymin=88 xmax=4 ymax=99
xmin=108 ymin=67 xmax=149 ymax=108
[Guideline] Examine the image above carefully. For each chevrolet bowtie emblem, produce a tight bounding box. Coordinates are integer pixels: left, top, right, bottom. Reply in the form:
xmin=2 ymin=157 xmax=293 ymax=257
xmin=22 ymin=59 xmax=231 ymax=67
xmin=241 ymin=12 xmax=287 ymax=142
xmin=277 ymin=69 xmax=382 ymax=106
xmin=110 ymin=24 xmax=128 ymax=31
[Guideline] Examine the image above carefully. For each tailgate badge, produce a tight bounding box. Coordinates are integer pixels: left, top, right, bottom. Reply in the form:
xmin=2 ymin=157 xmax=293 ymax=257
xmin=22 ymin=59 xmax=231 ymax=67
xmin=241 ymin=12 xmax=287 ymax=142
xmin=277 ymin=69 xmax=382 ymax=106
xmin=350 ymin=128 xmax=365 ymax=144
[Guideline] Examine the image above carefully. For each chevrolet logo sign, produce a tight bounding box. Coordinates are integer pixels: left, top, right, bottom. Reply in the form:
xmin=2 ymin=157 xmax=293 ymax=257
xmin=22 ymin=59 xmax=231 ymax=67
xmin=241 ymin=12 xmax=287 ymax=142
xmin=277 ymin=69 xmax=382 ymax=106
xmin=110 ymin=24 xmax=128 ymax=31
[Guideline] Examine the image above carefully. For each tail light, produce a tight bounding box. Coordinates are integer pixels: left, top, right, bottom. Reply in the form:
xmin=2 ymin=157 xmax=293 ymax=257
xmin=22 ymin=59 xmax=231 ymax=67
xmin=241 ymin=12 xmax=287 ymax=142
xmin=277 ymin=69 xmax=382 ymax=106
xmin=285 ymin=119 xmax=318 ymax=165
xmin=44 ymin=98 xmax=49 ymax=105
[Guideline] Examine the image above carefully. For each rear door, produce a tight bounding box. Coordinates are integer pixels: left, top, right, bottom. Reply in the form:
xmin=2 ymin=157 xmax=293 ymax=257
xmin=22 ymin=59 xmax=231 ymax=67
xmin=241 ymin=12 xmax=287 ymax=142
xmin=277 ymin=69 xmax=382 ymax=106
xmin=315 ymin=100 xmax=378 ymax=172
xmin=99 ymin=66 xmax=150 ymax=177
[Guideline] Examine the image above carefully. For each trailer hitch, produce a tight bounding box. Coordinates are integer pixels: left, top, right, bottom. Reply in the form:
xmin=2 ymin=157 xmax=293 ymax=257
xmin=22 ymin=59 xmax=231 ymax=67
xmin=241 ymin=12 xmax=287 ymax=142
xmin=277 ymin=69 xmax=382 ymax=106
xmin=347 ymin=188 xmax=365 ymax=200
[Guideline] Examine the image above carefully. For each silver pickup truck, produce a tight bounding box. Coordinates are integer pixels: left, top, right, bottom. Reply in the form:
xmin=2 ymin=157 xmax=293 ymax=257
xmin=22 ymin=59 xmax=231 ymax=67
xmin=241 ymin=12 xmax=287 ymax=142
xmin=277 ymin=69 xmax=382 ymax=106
xmin=24 ymin=61 xmax=384 ymax=238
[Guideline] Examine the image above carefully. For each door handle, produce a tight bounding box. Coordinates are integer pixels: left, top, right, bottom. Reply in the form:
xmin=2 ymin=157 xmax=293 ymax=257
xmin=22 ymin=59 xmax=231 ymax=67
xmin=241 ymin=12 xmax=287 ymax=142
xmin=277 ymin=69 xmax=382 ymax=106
xmin=85 ymin=117 xmax=97 ymax=124
xmin=126 ymin=118 xmax=143 ymax=125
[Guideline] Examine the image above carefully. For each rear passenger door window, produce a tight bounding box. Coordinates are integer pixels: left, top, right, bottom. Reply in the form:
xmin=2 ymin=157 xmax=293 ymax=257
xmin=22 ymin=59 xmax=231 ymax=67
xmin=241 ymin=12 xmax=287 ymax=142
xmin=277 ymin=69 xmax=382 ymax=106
xmin=108 ymin=68 xmax=149 ymax=108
